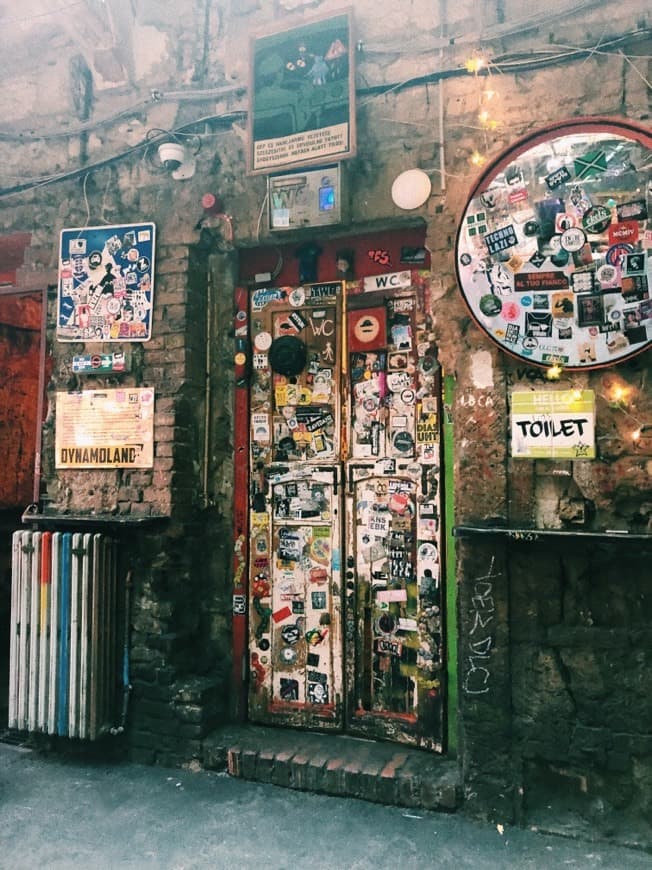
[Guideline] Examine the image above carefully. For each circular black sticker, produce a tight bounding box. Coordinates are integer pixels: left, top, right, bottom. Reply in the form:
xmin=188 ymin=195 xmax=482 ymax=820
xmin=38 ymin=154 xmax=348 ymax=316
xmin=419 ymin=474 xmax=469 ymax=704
xmin=393 ymin=431 xmax=414 ymax=453
xmin=269 ymin=336 xmax=308 ymax=376
xmin=479 ymin=294 xmax=502 ymax=316
xmin=582 ymin=205 xmax=611 ymax=234
xmin=376 ymin=614 xmax=396 ymax=635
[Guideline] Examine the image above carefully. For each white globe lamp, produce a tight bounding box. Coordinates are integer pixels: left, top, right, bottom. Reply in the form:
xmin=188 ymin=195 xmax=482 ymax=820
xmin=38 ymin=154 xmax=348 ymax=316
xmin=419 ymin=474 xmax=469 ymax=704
xmin=391 ymin=169 xmax=432 ymax=210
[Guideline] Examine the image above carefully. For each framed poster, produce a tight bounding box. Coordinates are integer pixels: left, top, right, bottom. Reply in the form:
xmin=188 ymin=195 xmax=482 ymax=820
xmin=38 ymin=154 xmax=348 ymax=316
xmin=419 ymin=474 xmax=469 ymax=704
xmin=249 ymin=9 xmax=355 ymax=174
xmin=455 ymin=118 xmax=651 ymax=370
xmin=55 ymin=388 xmax=154 ymax=469
xmin=57 ymin=222 xmax=155 ymax=342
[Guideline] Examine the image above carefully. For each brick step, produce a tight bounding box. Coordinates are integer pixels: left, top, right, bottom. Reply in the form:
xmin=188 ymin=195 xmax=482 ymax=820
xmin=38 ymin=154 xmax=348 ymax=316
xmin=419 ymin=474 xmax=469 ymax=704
xmin=202 ymin=724 xmax=461 ymax=811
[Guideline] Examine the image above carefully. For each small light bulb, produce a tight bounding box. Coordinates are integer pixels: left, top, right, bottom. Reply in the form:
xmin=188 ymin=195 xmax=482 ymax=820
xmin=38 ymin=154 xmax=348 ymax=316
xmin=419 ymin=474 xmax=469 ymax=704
xmin=478 ymin=110 xmax=490 ymax=124
xmin=546 ymin=364 xmax=563 ymax=380
xmin=483 ymin=89 xmax=497 ymax=100
xmin=612 ymin=385 xmax=626 ymax=402
xmin=465 ymin=56 xmax=486 ymax=74
xmin=571 ymin=389 xmax=583 ymax=401
xmin=470 ymin=150 xmax=486 ymax=167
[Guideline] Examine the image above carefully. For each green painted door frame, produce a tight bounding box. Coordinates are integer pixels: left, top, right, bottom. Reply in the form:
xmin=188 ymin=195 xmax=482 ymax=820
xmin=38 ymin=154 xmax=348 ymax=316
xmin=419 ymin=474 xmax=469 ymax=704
xmin=443 ymin=374 xmax=458 ymax=755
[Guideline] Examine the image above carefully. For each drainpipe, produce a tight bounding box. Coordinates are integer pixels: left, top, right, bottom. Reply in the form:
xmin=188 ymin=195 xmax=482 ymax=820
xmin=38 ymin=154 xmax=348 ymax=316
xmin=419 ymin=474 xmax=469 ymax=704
xmin=202 ymin=268 xmax=213 ymax=509
xmin=32 ymin=286 xmax=49 ymax=506
xmin=439 ymin=0 xmax=447 ymax=193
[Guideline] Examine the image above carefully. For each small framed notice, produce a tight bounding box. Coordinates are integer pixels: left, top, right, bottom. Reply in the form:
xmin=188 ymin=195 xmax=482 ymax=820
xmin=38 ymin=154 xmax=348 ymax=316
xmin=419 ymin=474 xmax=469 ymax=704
xmin=55 ymin=388 xmax=154 ymax=469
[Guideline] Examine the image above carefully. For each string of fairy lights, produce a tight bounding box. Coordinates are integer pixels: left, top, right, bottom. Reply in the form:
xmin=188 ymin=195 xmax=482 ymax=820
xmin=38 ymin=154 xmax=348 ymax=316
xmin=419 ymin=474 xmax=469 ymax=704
xmin=601 ymin=381 xmax=651 ymax=448
xmin=465 ymin=55 xmax=500 ymax=169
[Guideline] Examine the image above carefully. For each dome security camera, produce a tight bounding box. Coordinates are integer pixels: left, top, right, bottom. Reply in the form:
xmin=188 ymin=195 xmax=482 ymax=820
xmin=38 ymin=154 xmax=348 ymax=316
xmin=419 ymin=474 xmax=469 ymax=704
xmin=158 ymin=142 xmax=186 ymax=171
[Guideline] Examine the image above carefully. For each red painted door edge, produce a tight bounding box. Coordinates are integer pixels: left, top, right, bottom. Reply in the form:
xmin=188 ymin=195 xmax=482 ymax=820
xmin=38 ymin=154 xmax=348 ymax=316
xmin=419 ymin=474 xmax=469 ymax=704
xmin=232 ymin=285 xmax=250 ymax=721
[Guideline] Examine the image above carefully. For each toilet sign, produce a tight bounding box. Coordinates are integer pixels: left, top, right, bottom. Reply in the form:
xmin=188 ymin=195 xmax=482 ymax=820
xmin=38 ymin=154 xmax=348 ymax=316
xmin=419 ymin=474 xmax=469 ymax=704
xmin=511 ymin=389 xmax=595 ymax=459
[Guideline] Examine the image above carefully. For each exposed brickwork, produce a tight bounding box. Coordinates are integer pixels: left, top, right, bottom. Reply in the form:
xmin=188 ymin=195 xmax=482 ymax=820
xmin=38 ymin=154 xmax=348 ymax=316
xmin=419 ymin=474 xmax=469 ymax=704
xmin=204 ymin=724 xmax=461 ymax=811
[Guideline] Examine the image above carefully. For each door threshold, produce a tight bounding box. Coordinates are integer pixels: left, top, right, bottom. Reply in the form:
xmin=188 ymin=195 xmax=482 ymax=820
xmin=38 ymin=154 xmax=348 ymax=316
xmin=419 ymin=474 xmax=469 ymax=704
xmin=201 ymin=723 xmax=461 ymax=812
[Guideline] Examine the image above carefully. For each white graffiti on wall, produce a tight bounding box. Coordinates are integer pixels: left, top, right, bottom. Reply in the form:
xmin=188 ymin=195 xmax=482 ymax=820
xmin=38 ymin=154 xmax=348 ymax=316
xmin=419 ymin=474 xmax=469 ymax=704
xmin=463 ymin=557 xmax=500 ymax=696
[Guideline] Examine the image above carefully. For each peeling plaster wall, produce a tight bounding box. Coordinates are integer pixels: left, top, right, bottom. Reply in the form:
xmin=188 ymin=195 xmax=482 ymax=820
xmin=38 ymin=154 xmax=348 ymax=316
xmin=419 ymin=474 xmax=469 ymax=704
xmin=0 ymin=0 xmax=649 ymax=837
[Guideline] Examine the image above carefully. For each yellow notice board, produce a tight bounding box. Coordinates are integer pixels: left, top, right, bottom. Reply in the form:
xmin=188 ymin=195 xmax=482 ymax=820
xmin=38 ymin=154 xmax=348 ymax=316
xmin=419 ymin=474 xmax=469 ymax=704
xmin=55 ymin=388 xmax=154 ymax=468
xmin=511 ymin=390 xmax=595 ymax=460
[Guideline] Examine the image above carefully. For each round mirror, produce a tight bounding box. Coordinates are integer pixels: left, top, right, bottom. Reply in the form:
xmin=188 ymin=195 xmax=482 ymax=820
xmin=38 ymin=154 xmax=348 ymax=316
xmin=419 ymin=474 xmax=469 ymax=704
xmin=455 ymin=118 xmax=651 ymax=370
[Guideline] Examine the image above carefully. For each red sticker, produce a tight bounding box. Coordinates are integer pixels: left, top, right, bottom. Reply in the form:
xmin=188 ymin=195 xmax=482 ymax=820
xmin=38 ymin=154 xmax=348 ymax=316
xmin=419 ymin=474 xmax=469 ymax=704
xmin=508 ymin=188 xmax=528 ymax=205
xmin=272 ymin=606 xmax=293 ymax=623
xmin=608 ymin=221 xmax=638 ymax=246
xmin=348 ymin=306 xmax=387 ymax=352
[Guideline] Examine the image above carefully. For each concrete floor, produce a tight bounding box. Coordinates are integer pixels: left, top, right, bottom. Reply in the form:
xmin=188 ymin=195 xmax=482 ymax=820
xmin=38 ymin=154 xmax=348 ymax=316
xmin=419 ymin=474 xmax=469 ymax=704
xmin=1 ymin=742 xmax=651 ymax=869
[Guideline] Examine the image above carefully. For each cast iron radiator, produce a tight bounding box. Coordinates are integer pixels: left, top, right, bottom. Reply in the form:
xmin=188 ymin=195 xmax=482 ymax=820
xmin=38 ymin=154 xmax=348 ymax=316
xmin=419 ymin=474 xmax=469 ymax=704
xmin=8 ymin=530 xmax=120 ymax=740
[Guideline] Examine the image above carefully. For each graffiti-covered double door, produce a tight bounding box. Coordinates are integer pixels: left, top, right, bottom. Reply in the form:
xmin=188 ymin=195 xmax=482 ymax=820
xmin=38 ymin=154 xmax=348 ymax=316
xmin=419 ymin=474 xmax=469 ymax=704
xmin=244 ymin=275 xmax=444 ymax=750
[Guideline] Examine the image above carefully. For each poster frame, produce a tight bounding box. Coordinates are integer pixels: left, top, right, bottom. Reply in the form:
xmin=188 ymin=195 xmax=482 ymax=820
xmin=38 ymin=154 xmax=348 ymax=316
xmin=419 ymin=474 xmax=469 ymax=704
xmin=57 ymin=221 xmax=156 ymax=343
xmin=248 ymin=7 xmax=356 ymax=175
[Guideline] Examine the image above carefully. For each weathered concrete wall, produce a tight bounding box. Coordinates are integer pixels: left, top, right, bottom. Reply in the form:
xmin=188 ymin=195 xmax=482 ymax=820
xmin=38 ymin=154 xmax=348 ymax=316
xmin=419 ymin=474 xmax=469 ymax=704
xmin=0 ymin=0 xmax=649 ymax=834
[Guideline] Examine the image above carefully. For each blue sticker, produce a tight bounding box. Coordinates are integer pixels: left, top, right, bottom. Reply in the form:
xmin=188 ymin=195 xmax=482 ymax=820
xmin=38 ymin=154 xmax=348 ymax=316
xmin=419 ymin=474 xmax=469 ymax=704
xmin=520 ymin=295 xmax=532 ymax=307
xmin=484 ymin=225 xmax=518 ymax=255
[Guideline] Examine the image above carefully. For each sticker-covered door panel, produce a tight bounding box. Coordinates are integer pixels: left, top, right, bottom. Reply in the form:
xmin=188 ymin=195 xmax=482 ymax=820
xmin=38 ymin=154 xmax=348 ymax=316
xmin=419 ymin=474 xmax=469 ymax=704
xmin=246 ymin=281 xmax=344 ymax=730
xmin=249 ymin=282 xmax=341 ymax=467
xmin=345 ymin=465 xmax=443 ymax=749
xmin=245 ymin=273 xmax=444 ymax=748
xmin=344 ymin=280 xmax=444 ymax=750
xmin=249 ymin=465 xmax=343 ymax=728
xmin=347 ymin=290 xmax=440 ymax=462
